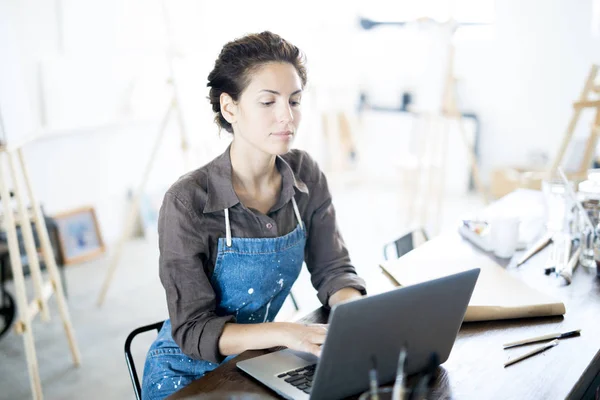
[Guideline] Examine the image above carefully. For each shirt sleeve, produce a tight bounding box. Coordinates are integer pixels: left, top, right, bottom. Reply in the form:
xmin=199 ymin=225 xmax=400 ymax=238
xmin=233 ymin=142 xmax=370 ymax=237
xmin=303 ymin=158 xmax=367 ymax=307
xmin=158 ymin=191 xmax=234 ymax=364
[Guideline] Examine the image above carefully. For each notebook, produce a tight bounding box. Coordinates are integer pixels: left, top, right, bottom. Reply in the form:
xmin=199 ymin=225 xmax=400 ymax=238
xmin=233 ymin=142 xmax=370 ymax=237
xmin=379 ymin=235 xmax=565 ymax=321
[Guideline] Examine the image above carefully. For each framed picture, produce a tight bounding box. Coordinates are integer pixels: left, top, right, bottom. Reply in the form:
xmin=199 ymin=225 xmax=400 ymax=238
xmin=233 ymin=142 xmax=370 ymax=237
xmin=53 ymin=206 xmax=105 ymax=265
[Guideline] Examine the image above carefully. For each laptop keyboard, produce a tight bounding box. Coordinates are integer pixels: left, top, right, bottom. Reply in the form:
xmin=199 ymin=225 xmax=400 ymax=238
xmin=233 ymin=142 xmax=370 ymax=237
xmin=276 ymin=364 xmax=316 ymax=394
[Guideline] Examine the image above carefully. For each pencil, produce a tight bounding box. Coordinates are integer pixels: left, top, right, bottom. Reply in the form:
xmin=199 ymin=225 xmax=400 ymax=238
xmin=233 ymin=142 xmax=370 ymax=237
xmin=504 ymin=339 xmax=559 ymax=367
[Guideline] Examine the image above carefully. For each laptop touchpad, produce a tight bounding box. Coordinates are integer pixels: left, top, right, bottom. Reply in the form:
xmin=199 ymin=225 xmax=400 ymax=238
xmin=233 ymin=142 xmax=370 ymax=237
xmin=286 ymin=349 xmax=319 ymax=363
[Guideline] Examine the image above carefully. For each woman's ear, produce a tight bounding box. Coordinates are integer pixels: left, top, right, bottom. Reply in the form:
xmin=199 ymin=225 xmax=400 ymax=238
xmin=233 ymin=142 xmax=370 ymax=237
xmin=220 ymin=93 xmax=237 ymax=125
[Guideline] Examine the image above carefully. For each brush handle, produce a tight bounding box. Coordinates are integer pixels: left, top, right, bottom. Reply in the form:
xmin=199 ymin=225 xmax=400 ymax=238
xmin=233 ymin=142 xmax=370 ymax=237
xmin=503 ymin=333 xmax=559 ymax=348
xmin=516 ymin=233 xmax=552 ymax=266
xmin=504 ymin=339 xmax=559 ymax=367
xmin=503 ymin=329 xmax=581 ymax=348
xmin=558 ymin=246 xmax=581 ymax=284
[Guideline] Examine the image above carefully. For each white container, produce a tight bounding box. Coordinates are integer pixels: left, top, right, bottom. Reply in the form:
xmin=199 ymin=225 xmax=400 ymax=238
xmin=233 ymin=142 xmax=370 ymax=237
xmin=490 ymin=217 xmax=520 ymax=259
xmin=579 ymin=168 xmax=600 ymax=201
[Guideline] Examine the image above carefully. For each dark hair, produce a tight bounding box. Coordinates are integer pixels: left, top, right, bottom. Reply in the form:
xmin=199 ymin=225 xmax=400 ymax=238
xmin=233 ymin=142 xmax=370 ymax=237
xmin=207 ymin=31 xmax=307 ymax=133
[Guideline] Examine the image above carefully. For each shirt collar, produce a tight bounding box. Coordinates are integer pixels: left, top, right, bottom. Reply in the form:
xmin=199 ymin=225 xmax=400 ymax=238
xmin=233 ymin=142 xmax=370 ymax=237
xmin=272 ymin=154 xmax=309 ymax=213
xmin=203 ymin=146 xmax=239 ymax=213
xmin=203 ymin=145 xmax=309 ymax=214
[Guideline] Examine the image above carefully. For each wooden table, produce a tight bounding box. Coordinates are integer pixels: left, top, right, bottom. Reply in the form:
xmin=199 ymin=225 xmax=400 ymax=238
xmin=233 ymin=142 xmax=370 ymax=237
xmin=170 ymin=216 xmax=600 ymax=399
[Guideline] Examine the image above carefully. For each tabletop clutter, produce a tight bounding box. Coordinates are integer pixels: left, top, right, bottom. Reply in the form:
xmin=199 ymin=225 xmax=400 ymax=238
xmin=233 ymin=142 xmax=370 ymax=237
xmin=459 ymin=167 xmax=600 ymax=284
xmin=449 ymin=167 xmax=599 ymax=375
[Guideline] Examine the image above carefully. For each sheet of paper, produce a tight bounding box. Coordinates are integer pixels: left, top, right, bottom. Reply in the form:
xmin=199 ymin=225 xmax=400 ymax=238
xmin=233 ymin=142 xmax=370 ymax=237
xmin=379 ymin=235 xmax=565 ymax=322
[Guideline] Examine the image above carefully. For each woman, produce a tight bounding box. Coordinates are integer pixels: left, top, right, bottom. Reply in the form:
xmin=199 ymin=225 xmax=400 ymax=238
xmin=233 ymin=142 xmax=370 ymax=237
xmin=142 ymin=31 xmax=366 ymax=399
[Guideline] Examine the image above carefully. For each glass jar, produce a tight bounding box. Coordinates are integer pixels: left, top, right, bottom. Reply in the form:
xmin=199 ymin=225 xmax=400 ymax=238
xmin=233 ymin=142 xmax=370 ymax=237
xmin=595 ymin=222 xmax=600 ymax=277
xmin=542 ymin=178 xmax=575 ymax=233
xmin=578 ymin=170 xmax=600 ymax=273
xmin=579 ymin=200 xmax=599 ymax=269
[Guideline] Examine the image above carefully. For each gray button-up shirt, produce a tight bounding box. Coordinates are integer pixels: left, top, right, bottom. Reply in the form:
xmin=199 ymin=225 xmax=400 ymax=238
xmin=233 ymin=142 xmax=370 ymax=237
xmin=158 ymin=145 xmax=367 ymax=363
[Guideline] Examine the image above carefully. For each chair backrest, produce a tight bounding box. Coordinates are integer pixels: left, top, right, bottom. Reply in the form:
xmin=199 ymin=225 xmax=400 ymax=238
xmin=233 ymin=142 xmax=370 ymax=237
xmin=124 ymin=321 xmax=165 ymax=400
xmin=0 ymin=290 xmax=16 ymax=338
xmin=383 ymin=228 xmax=429 ymax=261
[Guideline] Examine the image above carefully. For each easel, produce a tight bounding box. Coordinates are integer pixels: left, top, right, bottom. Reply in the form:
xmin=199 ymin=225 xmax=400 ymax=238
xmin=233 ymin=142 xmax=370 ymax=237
xmin=321 ymin=111 xmax=358 ymax=179
xmin=429 ymin=26 xmax=489 ymax=231
xmin=405 ymin=113 xmax=451 ymax=231
xmin=548 ymin=64 xmax=600 ymax=179
xmin=360 ymin=17 xmax=489 ymax=233
xmin=97 ymin=1 xmax=192 ymax=306
xmin=0 ymin=144 xmax=81 ymax=400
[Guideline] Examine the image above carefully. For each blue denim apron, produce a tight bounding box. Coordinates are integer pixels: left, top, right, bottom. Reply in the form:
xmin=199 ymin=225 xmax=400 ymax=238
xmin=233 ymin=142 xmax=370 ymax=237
xmin=142 ymin=197 xmax=306 ymax=400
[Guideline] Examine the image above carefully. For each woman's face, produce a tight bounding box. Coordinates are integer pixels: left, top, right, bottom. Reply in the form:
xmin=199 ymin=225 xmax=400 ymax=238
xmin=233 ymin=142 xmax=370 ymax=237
xmin=224 ymin=62 xmax=303 ymax=156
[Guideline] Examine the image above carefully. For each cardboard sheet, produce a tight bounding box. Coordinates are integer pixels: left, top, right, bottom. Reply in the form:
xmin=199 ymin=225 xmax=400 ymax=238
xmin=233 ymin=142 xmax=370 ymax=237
xmin=379 ymin=235 xmax=565 ymax=322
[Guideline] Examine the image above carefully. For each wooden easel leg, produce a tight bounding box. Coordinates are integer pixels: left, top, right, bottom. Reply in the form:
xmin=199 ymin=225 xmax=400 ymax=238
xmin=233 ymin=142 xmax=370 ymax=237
xmin=549 ymin=65 xmax=599 ymax=175
xmin=163 ymin=1 xmax=192 ymax=173
xmin=326 ymin=112 xmax=344 ymax=176
xmin=408 ymin=115 xmax=423 ymax=227
xmin=97 ymin=100 xmax=175 ymax=306
xmin=17 ymin=148 xmax=81 ymax=366
xmin=337 ymin=111 xmax=356 ymax=171
xmin=449 ymin=109 xmax=489 ymax=204
xmin=0 ymin=153 xmax=43 ymax=400
xmin=411 ymin=115 xmax=427 ymax=227
xmin=173 ymin=97 xmax=192 ymax=173
xmin=578 ymin=109 xmax=600 ymax=177
xmin=422 ymin=116 xmax=438 ymax=228
xmin=433 ymin=117 xmax=451 ymax=235
xmin=443 ymin=43 xmax=489 ymax=204
xmin=7 ymin=150 xmax=50 ymax=321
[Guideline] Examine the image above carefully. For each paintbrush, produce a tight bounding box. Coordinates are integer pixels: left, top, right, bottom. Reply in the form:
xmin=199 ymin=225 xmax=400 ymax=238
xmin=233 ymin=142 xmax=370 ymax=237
xmin=516 ymin=232 xmax=553 ymax=267
xmin=556 ymin=246 xmax=581 ymax=285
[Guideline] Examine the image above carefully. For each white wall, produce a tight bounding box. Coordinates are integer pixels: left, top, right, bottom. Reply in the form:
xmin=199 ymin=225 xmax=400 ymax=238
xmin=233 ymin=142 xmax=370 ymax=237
xmin=458 ymin=0 xmax=600 ymax=172
xmin=2 ymin=0 xmax=600 ymax=244
xmin=354 ymin=0 xmax=600 ymax=175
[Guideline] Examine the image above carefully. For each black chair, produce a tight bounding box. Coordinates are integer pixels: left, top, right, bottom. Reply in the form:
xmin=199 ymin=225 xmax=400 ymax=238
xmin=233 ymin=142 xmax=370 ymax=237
xmin=287 ymin=291 xmax=300 ymax=312
xmin=0 ymin=215 xmax=67 ymax=340
xmin=125 ymin=321 xmax=165 ymax=400
xmin=383 ymin=228 xmax=429 ymax=260
xmin=0 ymin=268 xmax=15 ymax=338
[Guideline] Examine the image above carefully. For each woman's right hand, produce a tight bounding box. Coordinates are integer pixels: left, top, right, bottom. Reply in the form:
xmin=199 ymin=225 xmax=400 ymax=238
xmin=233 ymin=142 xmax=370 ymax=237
xmin=279 ymin=322 xmax=328 ymax=357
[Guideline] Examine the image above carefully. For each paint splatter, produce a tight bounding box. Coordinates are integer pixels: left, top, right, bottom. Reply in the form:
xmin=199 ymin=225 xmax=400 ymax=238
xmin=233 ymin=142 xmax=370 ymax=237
xmin=248 ymin=288 xmax=254 ymax=294
xmin=277 ymin=278 xmax=284 ymax=287
xmin=263 ymin=300 xmax=272 ymax=322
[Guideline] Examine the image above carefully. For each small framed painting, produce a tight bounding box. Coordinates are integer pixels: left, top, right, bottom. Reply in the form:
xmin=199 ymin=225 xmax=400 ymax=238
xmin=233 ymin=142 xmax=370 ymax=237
xmin=53 ymin=206 xmax=105 ymax=265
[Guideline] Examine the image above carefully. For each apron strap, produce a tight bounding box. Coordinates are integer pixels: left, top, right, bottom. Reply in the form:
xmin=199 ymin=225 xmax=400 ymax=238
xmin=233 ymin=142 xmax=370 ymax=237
xmin=291 ymin=196 xmax=304 ymax=230
xmin=224 ymin=208 xmax=232 ymax=247
xmin=224 ymin=197 xmax=302 ymax=247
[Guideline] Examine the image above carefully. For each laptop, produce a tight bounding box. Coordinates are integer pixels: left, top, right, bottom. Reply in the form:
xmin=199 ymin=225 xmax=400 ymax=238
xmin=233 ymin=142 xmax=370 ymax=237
xmin=237 ymin=268 xmax=480 ymax=400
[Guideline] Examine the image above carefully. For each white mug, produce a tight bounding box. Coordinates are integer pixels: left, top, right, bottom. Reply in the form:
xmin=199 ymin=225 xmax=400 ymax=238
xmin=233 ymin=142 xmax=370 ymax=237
xmin=490 ymin=217 xmax=520 ymax=258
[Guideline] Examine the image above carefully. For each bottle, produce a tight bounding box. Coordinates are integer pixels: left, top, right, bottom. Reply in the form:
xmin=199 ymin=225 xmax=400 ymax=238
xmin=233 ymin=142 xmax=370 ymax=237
xmin=581 ymin=223 xmax=596 ymax=269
